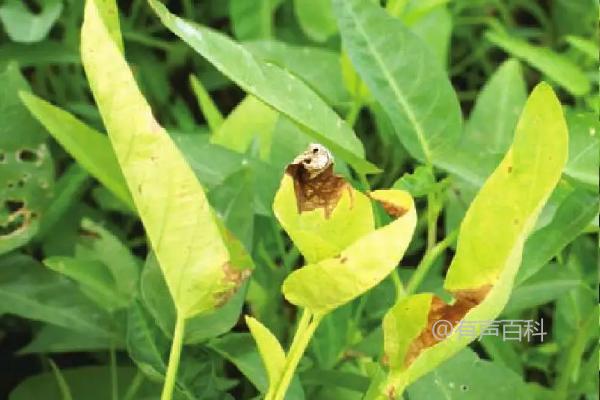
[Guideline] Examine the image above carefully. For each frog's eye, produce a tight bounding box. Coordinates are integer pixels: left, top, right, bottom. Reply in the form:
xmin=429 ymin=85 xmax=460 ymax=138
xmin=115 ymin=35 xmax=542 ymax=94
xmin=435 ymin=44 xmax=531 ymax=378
xmin=311 ymin=146 xmax=319 ymax=154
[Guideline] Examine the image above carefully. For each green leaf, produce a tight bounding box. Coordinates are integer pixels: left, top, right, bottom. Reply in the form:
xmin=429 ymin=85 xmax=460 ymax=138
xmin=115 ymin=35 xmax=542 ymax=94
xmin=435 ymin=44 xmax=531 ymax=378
xmin=81 ymin=0 xmax=251 ymax=318
xmin=44 ymin=256 xmax=129 ymax=312
xmin=408 ymin=5 xmax=452 ymax=67
xmin=19 ymin=92 xmax=133 ymax=208
xmin=19 ymin=325 xmax=114 ymax=354
xmin=275 ymin=151 xmax=417 ymax=313
xmin=208 ymin=333 xmax=305 ymax=400
xmin=505 ymin=266 xmax=582 ymax=314
xmin=0 ymin=0 xmax=63 ymax=43
xmin=564 ymin=111 xmax=599 ymax=188
xmin=516 ymin=188 xmax=599 ymax=284
xmin=436 ymin=59 xmax=527 ymax=184
xmin=294 ymin=0 xmax=338 ymax=42
xmin=9 ymin=366 xmax=159 ymax=400
xmin=334 ymin=0 xmax=462 ymax=164
xmin=393 ymin=166 xmax=437 ymax=198
xmin=245 ymin=316 xmax=286 ymax=389
xmin=0 ymin=254 xmax=114 ymax=338
xmin=211 ymin=95 xmax=278 ymax=160
xmin=127 ymin=300 xmax=169 ymax=381
xmin=406 ymin=348 xmax=532 ymax=399
xmin=245 ymin=41 xmax=351 ymax=107
xmin=189 ymin=74 xmax=224 ymax=133
xmin=465 ymin=59 xmax=527 ymax=157
xmin=140 ymin=253 xmax=249 ymax=344
xmin=229 ymin=0 xmax=276 ymax=40
xmin=0 ymin=63 xmax=55 ymax=254
xmin=75 ymin=219 xmax=140 ymax=297
xmin=565 ymin=35 xmax=598 ymax=60
xmin=35 ymin=164 xmax=89 ymax=240
xmin=485 ymin=30 xmax=590 ymax=97
xmin=208 ymin=166 xmax=256 ymax=249
xmin=380 ymin=83 xmax=568 ymax=396
xmin=148 ymin=0 xmax=378 ymax=174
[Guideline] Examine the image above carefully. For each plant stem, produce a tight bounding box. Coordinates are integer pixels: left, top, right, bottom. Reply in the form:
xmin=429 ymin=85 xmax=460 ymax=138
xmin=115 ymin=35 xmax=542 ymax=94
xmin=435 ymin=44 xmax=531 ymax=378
xmin=553 ymin=312 xmax=595 ymax=399
xmin=123 ymin=370 xmax=145 ymax=400
xmin=161 ymin=315 xmax=186 ymax=400
xmin=391 ymin=269 xmax=407 ymax=300
xmin=426 ymin=192 xmax=439 ymax=252
xmin=110 ymin=345 xmax=118 ymax=400
xmin=268 ymin=309 xmax=323 ymax=400
xmin=406 ymin=229 xmax=458 ymax=294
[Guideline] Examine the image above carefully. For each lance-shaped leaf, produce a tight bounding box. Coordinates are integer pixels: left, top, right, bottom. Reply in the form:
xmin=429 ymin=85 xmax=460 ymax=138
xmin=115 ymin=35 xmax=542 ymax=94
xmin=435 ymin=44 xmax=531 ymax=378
xmin=274 ymin=144 xmax=416 ymax=314
xmin=333 ymin=0 xmax=462 ymax=164
xmin=80 ymin=0 xmax=251 ymax=318
xmin=19 ymin=92 xmax=133 ymax=209
xmin=245 ymin=316 xmax=286 ymax=389
xmin=485 ymin=30 xmax=590 ymax=97
xmin=148 ymin=0 xmax=378 ymax=175
xmin=378 ymin=83 xmax=568 ymax=397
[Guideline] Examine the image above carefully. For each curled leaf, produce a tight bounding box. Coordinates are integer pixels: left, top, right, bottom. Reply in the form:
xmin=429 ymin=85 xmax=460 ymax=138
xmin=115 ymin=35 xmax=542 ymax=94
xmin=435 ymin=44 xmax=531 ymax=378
xmin=379 ymin=82 xmax=568 ymax=397
xmin=274 ymin=144 xmax=416 ymax=314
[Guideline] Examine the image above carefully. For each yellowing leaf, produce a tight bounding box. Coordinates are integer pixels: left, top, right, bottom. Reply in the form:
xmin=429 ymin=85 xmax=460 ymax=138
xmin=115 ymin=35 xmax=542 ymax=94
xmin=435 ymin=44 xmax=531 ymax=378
xmin=379 ymin=83 xmax=568 ymax=397
xmin=211 ymin=95 xmax=278 ymax=160
xmin=273 ymin=168 xmax=374 ymax=264
xmin=274 ymin=144 xmax=416 ymax=314
xmin=80 ymin=0 xmax=251 ymax=318
xmin=246 ymin=316 xmax=286 ymax=388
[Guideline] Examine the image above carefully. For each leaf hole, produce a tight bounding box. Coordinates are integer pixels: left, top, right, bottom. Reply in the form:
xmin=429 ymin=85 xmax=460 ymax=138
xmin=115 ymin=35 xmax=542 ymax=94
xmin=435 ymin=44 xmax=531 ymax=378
xmin=4 ymin=199 xmax=24 ymax=213
xmin=17 ymin=149 xmax=39 ymax=163
xmin=23 ymin=0 xmax=42 ymax=13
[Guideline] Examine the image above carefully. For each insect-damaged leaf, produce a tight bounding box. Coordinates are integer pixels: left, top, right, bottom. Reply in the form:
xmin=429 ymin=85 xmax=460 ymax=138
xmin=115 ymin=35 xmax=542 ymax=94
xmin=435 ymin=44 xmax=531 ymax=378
xmin=148 ymin=0 xmax=379 ymax=175
xmin=80 ymin=0 xmax=251 ymax=318
xmin=274 ymin=145 xmax=417 ymax=314
xmin=0 ymin=63 xmax=54 ymax=255
xmin=378 ymin=83 xmax=568 ymax=397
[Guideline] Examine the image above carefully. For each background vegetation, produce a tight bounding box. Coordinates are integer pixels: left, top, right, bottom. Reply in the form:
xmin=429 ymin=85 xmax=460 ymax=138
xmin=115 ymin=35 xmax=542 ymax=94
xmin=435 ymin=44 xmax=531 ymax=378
xmin=0 ymin=0 xmax=598 ymax=399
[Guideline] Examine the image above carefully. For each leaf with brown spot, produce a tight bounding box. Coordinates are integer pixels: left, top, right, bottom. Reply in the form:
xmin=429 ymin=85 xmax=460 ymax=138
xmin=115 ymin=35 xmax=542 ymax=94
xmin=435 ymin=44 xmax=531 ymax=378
xmin=80 ymin=0 xmax=252 ymax=319
xmin=0 ymin=63 xmax=54 ymax=255
xmin=377 ymin=83 xmax=568 ymax=398
xmin=276 ymin=155 xmax=417 ymax=313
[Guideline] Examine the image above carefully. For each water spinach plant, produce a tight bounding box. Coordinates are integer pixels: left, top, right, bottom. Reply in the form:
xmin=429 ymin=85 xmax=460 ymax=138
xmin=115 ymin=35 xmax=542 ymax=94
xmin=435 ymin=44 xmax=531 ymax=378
xmin=1 ymin=0 xmax=597 ymax=399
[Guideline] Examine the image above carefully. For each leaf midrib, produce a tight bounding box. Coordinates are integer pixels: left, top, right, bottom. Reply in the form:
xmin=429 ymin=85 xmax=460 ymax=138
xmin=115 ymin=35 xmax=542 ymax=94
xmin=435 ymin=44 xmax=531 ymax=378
xmin=342 ymin=1 xmax=433 ymax=163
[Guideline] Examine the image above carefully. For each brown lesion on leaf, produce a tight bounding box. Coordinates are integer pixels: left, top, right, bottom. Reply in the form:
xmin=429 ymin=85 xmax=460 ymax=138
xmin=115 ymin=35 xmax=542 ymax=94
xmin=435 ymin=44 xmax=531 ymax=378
xmin=403 ymin=285 xmax=492 ymax=367
xmin=214 ymin=261 xmax=252 ymax=307
xmin=0 ymin=199 xmax=34 ymax=237
xmin=286 ymin=144 xmax=348 ymax=218
xmin=78 ymin=227 xmax=101 ymax=239
xmin=372 ymin=197 xmax=408 ymax=218
xmin=386 ymin=386 xmax=396 ymax=400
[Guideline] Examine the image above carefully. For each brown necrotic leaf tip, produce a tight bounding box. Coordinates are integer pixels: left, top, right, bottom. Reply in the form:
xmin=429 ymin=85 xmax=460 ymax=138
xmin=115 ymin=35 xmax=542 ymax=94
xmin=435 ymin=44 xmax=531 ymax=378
xmin=285 ymin=143 xmax=350 ymax=218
